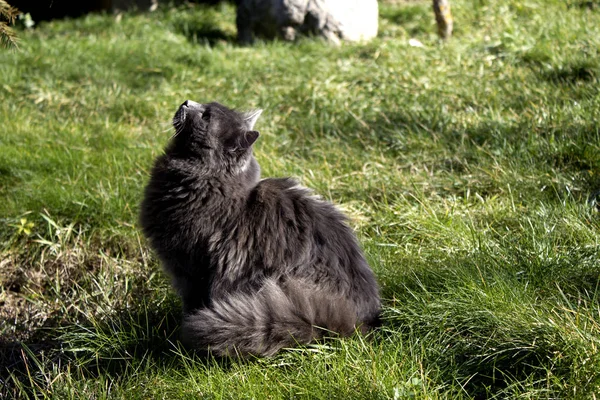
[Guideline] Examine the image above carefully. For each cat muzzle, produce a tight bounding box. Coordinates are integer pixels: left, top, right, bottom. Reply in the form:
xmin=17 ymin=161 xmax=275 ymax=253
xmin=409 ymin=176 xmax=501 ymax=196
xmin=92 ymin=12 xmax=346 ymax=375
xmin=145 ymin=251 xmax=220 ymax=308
xmin=175 ymin=100 xmax=205 ymax=125
xmin=182 ymin=100 xmax=203 ymax=110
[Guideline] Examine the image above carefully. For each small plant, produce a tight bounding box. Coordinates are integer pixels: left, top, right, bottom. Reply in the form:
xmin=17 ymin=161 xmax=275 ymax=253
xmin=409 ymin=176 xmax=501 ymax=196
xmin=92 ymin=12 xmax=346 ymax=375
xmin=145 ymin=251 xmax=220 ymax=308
xmin=10 ymin=216 xmax=35 ymax=236
xmin=0 ymin=0 xmax=19 ymax=49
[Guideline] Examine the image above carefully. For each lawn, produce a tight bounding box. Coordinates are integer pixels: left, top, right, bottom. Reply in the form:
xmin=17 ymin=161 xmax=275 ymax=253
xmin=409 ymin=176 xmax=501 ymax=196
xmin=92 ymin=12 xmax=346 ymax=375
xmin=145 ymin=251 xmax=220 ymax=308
xmin=1 ymin=0 xmax=599 ymax=398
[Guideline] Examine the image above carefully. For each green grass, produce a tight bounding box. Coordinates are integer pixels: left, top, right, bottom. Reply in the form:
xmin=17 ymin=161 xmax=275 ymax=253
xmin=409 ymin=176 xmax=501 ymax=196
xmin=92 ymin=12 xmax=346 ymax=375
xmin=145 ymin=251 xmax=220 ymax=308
xmin=1 ymin=0 xmax=599 ymax=398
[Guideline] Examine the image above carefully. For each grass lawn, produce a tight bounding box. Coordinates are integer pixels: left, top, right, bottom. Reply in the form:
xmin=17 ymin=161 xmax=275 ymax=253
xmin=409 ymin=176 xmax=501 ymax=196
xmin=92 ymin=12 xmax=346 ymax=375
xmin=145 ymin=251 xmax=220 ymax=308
xmin=1 ymin=0 xmax=599 ymax=397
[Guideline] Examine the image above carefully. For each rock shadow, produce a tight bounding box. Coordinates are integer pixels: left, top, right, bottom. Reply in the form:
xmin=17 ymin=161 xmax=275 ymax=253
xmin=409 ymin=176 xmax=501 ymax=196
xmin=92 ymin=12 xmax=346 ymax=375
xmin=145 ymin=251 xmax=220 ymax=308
xmin=171 ymin=4 xmax=237 ymax=46
xmin=541 ymin=60 xmax=599 ymax=85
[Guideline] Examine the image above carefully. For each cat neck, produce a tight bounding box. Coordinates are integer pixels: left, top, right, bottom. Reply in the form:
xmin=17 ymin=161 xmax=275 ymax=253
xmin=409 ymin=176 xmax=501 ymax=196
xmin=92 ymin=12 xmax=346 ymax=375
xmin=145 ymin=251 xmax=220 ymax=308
xmin=160 ymin=153 xmax=261 ymax=199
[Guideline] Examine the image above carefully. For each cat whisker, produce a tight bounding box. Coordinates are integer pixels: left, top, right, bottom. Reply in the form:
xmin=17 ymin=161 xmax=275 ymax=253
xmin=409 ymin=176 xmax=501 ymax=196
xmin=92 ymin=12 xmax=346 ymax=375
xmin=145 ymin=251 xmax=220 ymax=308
xmin=159 ymin=121 xmax=173 ymax=133
xmin=171 ymin=121 xmax=185 ymax=139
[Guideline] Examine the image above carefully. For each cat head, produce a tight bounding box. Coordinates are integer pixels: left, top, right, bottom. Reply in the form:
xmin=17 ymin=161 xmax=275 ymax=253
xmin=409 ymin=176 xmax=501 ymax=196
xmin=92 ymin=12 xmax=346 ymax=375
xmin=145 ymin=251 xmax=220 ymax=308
xmin=170 ymin=100 xmax=262 ymax=162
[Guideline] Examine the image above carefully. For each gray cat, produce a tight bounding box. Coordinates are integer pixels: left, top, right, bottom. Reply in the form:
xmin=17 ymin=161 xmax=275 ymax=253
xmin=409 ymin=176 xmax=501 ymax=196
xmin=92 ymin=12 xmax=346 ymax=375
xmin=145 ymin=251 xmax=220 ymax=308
xmin=140 ymin=101 xmax=380 ymax=357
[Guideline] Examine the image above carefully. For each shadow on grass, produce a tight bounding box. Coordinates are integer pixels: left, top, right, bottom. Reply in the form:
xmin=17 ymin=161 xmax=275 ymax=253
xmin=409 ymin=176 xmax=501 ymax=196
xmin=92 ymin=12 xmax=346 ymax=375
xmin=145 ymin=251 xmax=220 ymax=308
xmin=11 ymin=0 xmax=234 ymax=23
xmin=380 ymin=3 xmax=432 ymax=37
xmin=0 ymin=295 xmax=210 ymax=397
xmin=541 ymin=60 xmax=599 ymax=84
xmin=0 ymin=166 xmax=22 ymax=195
xmin=0 ymin=330 xmax=61 ymax=397
xmin=567 ymin=0 xmax=599 ymax=10
xmin=176 ymin=24 xmax=236 ymax=46
xmin=380 ymin=252 xmax=599 ymax=398
xmin=170 ymin=4 xmax=237 ymax=46
xmin=344 ymin=108 xmax=600 ymax=204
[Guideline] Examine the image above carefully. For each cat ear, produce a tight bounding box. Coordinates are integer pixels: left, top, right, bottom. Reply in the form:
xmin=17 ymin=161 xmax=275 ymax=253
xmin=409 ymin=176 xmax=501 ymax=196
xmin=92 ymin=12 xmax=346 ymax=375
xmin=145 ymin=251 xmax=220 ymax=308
xmin=243 ymin=109 xmax=263 ymax=130
xmin=239 ymin=130 xmax=259 ymax=149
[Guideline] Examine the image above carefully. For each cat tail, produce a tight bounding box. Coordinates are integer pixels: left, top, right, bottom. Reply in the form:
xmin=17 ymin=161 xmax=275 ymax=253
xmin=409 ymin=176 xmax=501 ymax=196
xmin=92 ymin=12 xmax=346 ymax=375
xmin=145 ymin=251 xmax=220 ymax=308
xmin=180 ymin=277 xmax=359 ymax=357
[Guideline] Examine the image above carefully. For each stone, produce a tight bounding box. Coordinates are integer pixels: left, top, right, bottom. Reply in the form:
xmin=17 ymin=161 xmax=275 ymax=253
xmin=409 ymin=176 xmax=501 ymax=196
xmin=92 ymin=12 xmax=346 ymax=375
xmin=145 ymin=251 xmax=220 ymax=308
xmin=236 ymin=0 xmax=378 ymax=45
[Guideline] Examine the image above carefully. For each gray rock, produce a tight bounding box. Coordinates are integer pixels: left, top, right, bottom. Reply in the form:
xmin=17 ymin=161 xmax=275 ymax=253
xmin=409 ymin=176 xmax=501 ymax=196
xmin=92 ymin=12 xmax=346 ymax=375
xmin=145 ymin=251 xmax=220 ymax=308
xmin=236 ymin=0 xmax=378 ymax=44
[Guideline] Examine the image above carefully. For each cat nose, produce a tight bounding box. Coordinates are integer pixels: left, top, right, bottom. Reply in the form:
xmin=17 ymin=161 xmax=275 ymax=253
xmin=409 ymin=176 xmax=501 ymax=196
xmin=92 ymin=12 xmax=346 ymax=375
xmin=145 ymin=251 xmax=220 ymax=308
xmin=182 ymin=100 xmax=202 ymax=109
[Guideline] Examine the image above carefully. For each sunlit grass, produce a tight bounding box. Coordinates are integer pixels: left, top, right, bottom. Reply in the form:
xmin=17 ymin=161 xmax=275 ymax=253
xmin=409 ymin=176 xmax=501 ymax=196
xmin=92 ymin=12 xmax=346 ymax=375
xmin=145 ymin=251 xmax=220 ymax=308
xmin=1 ymin=0 xmax=599 ymax=398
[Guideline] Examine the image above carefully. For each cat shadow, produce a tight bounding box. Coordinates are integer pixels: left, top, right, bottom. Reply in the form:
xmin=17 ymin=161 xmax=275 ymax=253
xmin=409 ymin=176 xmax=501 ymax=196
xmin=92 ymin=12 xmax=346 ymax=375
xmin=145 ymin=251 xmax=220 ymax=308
xmin=0 ymin=295 xmax=232 ymax=397
xmin=2 ymin=295 xmax=375 ymax=397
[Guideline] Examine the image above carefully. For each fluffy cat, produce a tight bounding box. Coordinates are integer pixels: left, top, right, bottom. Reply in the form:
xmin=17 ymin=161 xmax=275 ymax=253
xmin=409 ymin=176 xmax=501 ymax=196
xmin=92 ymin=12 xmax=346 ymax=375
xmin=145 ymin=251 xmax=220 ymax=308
xmin=140 ymin=100 xmax=380 ymax=356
